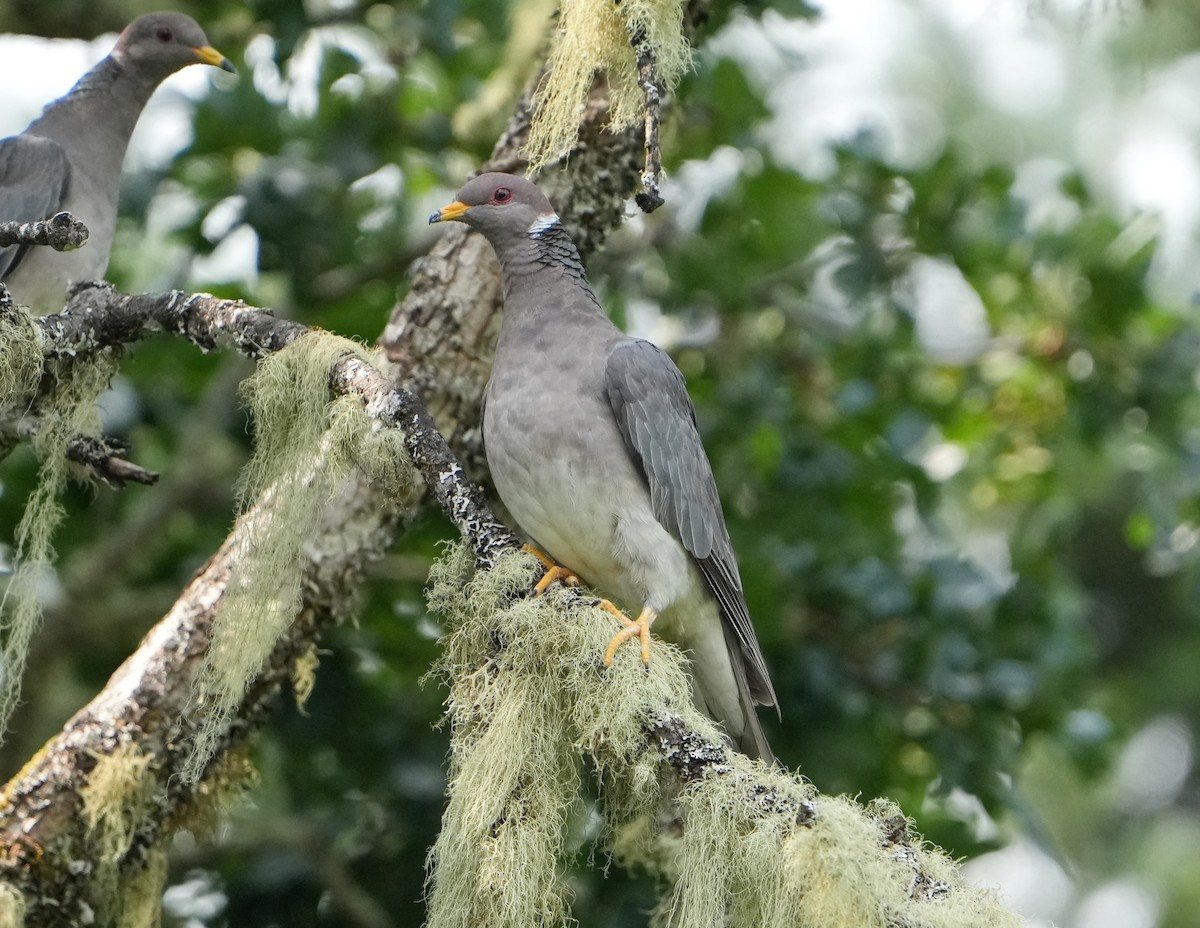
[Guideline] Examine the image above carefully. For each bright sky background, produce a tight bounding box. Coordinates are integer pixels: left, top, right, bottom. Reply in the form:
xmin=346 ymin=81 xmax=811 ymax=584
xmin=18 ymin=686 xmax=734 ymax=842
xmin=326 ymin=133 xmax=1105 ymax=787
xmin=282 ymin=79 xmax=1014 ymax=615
xmin=2 ymin=3 xmax=1195 ymax=925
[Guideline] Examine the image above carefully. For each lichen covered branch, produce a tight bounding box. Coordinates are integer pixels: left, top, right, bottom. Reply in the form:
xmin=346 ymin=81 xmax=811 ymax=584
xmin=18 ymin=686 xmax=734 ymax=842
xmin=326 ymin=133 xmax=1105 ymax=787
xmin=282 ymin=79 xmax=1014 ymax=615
xmin=424 ymin=544 xmax=1019 ymax=928
xmin=13 ymin=282 xmax=515 ymax=566
xmin=0 ymin=465 xmax=399 ymax=927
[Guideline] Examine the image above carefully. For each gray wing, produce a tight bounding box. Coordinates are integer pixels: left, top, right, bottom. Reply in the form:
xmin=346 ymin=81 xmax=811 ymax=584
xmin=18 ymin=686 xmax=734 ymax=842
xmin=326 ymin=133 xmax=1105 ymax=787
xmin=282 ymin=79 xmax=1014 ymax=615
xmin=0 ymin=134 xmax=70 ymax=279
xmin=604 ymin=337 xmax=777 ymax=708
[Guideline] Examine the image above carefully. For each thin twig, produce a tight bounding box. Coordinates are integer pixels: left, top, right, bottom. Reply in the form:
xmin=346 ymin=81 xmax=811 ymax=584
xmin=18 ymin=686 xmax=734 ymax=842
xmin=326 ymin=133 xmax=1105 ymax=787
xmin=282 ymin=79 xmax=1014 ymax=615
xmin=631 ymin=29 xmax=666 ymax=213
xmin=0 ymin=211 xmax=89 ymax=252
xmin=65 ymin=434 xmax=159 ymax=487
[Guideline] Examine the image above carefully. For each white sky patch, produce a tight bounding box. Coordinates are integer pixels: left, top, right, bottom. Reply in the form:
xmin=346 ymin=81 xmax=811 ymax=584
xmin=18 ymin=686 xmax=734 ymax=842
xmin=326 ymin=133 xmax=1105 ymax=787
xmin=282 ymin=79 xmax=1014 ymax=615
xmin=801 ymin=236 xmax=874 ymax=335
xmin=971 ymin=28 xmax=1067 ymax=118
xmin=246 ymin=33 xmax=288 ymax=106
xmin=1012 ymin=158 xmax=1081 ymax=233
xmin=1077 ymin=52 xmax=1200 ymax=301
xmin=920 ymin=441 xmax=969 ymax=482
xmin=1112 ymin=715 xmax=1195 ymax=812
xmin=191 ymin=224 xmax=260 ymax=289
xmin=201 ymin=195 xmax=248 ymax=243
xmin=894 ymin=255 xmax=990 ymax=364
xmin=351 ymin=163 xmax=405 ymax=233
xmin=962 ymin=838 xmax=1073 ymax=926
xmin=713 ymin=3 xmax=947 ymax=175
xmin=0 ymin=35 xmax=97 ymax=134
xmin=1074 ymin=881 xmax=1161 ymax=928
xmin=662 ymin=145 xmax=746 ymax=234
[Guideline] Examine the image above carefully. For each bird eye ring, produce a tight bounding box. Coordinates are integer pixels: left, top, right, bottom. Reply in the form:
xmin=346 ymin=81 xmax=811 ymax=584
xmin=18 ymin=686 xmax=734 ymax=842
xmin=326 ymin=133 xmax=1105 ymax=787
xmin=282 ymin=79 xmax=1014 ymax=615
xmin=155 ymin=26 xmax=174 ymax=43
xmin=493 ymin=187 xmax=512 ymax=203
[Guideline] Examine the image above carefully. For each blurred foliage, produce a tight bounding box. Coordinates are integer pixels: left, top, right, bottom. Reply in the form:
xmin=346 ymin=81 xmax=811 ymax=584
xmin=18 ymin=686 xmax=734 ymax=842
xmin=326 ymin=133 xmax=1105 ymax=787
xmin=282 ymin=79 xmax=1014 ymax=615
xmin=2 ymin=0 xmax=1200 ymax=926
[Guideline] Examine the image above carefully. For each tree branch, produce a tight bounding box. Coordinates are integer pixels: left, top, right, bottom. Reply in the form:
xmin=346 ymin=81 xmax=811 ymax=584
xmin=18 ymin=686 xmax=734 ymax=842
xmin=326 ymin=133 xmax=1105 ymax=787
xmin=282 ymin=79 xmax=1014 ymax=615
xmin=0 ymin=211 xmax=89 ymax=252
xmin=63 ymin=433 xmax=159 ymax=487
xmin=0 ymin=416 xmax=159 ymax=487
xmin=631 ymin=27 xmax=667 ymax=213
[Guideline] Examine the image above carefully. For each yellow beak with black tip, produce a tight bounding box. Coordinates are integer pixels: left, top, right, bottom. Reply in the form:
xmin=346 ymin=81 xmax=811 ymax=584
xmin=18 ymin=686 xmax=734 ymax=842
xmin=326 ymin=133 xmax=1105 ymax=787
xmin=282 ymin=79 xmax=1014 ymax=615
xmin=194 ymin=44 xmax=236 ymax=73
xmin=429 ymin=201 xmax=471 ymax=224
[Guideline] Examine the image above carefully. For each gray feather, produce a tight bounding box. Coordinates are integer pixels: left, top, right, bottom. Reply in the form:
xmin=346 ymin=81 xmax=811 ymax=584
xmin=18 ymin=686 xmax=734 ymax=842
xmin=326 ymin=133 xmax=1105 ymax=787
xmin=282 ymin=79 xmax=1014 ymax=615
xmin=604 ymin=338 xmax=777 ymax=709
xmin=0 ymin=135 xmax=70 ymax=279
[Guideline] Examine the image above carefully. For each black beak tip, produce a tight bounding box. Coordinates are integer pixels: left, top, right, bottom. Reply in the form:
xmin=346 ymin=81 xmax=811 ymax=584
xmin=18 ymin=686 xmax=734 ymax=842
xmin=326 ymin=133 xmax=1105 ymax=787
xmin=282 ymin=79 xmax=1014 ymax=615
xmin=428 ymin=211 xmax=442 ymax=225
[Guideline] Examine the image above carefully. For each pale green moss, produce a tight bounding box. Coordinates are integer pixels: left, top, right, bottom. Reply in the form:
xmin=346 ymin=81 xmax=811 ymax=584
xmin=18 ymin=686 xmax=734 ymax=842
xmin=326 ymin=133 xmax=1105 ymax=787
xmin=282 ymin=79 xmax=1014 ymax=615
xmin=186 ymin=333 xmax=420 ymax=781
xmin=116 ymin=847 xmax=168 ymax=928
xmin=167 ymin=745 xmax=260 ymax=842
xmin=0 ymin=883 xmax=26 ymax=928
xmin=425 ymin=542 xmax=1022 ymax=928
xmin=292 ymin=643 xmax=320 ymax=713
xmin=0 ymin=353 xmax=116 ymax=740
xmin=80 ymin=742 xmax=157 ymax=917
xmin=0 ymin=306 xmax=41 ymax=406
xmin=426 ymin=549 xmax=582 ymax=928
xmin=525 ymin=0 xmax=691 ymax=170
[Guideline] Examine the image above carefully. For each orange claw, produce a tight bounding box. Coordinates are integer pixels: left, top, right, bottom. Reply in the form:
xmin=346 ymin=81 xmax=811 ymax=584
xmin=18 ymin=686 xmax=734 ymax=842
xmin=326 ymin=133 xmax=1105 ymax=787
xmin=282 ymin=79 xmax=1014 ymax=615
xmin=523 ymin=544 xmax=581 ymax=595
xmin=602 ymin=605 xmax=658 ymax=668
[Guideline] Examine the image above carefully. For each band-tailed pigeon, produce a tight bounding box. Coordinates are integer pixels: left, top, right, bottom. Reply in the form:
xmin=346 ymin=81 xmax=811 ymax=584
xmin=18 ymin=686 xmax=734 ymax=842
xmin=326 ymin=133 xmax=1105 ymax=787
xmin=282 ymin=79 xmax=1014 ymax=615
xmin=430 ymin=173 xmax=778 ymax=759
xmin=0 ymin=12 xmax=234 ymax=311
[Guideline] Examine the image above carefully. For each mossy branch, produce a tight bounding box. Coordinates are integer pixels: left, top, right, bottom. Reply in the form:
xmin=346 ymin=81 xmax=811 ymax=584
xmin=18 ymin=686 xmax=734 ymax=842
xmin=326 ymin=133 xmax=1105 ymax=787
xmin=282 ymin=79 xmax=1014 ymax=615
xmin=0 ymin=282 xmax=505 ymax=925
xmin=425 ymin=544 xmax=1019 ymax=928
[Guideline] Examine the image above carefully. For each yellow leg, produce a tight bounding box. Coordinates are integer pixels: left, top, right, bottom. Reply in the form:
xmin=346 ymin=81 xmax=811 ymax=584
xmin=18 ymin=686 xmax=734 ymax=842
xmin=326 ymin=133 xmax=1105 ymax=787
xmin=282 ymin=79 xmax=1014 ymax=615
xmin=602 ymin=605 xmax=658 ymax=668
xmin=522 ymin=544 xmax=580 ymax=595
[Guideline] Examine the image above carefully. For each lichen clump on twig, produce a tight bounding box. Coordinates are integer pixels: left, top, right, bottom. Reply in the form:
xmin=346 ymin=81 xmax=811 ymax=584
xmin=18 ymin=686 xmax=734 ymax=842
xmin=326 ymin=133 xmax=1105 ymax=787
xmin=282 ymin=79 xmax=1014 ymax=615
xmin=424 ymin=542 xmax=1021 ymax=928
xmin=185 ymin=332 xmax=420 ymax=781
xmin=0 ymin=350 xmax=116 ymax=742
xmin=525 ymin=0 xmax=690 ymax=170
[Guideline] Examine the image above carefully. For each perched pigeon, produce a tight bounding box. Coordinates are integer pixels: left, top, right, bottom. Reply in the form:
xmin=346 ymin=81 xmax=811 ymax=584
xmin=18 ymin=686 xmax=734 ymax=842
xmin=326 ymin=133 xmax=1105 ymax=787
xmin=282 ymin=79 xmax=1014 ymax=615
xmin=430 ymin=173 xmax=778 ymax=759
xmin=0 ymin=12 xmax=234 ymax=310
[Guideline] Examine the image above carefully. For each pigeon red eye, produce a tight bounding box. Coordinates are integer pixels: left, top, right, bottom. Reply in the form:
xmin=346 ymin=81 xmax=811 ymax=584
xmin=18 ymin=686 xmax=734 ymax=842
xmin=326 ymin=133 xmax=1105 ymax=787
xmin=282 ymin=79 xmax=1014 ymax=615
xmin=155 ymin=27 xmax=174 ymax=43
xmin=493 ymin=187 xmax=512 ymax=203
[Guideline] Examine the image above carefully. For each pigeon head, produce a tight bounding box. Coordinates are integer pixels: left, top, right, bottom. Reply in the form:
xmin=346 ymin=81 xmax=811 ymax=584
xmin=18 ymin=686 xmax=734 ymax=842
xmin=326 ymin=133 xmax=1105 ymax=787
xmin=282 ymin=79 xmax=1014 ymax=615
xmin=429 ymin=173 xmax=560 ymax=243
xmin=113 ymin=12 xmax=235 ymax=80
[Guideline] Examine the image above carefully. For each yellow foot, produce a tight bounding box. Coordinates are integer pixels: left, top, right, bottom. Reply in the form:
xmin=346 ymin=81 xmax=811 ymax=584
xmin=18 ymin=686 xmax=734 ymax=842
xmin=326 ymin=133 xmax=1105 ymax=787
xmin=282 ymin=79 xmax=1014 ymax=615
xmin=523 ymin=544 xmax=581 ymax=596
xmin=602 ymin=604 xmax=658 ymax=668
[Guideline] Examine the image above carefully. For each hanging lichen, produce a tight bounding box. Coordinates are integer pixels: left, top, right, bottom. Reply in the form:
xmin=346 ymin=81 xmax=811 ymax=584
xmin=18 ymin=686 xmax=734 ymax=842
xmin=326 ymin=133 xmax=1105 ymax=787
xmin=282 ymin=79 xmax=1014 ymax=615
xmin=115 ymin=847 xmax=168 ymax=928
xmin=424 ymin=542 xmax=1022 ymax=928
xmin=0 ymin=884 xmax=26 ymax=928
xmin=80 ymin=742 xmax=157 ymax=915
xmin=524 ymin=0 xmax=690 ymax=170
xmin=425 ymin=549 xmax=582 ymax=928
xmin=0 ymin=351 xmax=116 ymax=742
xmin=166 ymin=744 xmax=261 ymax=843
xmin=80 ymin=742 xmax=243 ymax=927
xmin=184 ymin=332 xmax=421 ymax=782
xmin=0 ymin=305 xmax=41 ymax=407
